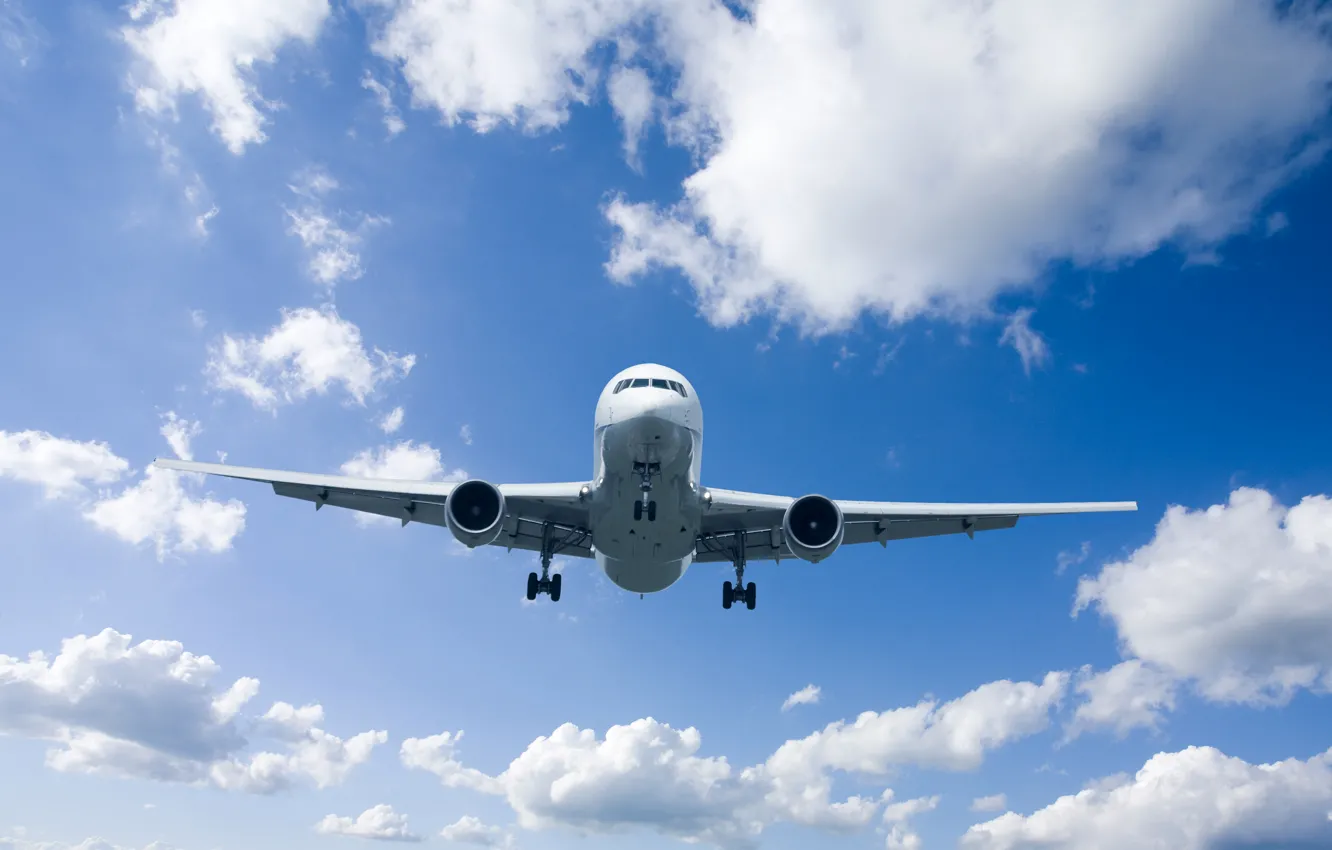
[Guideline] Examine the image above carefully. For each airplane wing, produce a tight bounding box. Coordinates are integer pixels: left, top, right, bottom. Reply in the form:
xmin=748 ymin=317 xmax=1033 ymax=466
xmin=693 ymin=488 xmax=1137 ymax=563
xmin=153 ymin=459 xmax=595 ymax=559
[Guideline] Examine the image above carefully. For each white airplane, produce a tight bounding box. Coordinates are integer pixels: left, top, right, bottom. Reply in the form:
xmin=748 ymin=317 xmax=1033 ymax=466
xmin=155 ymin=363 xmax=1136 ymax=610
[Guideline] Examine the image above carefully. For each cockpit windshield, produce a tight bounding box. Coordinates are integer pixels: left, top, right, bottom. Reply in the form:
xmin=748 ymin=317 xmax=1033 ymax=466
xmin=613 ymin=377 xmax=688 ymax=397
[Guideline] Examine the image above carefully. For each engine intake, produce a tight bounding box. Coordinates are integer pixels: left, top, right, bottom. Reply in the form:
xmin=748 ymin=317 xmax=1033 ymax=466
xmin=782 ymin=494 xmax=844 ymax=563
xmin=445 ymin=479 xmax=506 ymax=548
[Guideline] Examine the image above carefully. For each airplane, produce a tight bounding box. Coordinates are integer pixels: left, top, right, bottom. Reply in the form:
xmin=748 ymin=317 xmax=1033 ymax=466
xmin=154 ymin=363 xmax=1137 ymax=610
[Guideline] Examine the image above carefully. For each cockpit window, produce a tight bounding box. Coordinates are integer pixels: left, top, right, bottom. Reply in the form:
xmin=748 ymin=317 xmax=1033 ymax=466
xmin=631 ymin=378 xmax=649 ymax=388
xmin=613 ymin=379 xmax=628 ymax=393
xmin=652 ymin=379 xmax=670 ymax=390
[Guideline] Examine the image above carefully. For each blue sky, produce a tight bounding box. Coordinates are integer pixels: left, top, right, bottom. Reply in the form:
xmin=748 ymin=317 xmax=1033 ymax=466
xmin=3 ymin=2 xmax=1332 ymax=849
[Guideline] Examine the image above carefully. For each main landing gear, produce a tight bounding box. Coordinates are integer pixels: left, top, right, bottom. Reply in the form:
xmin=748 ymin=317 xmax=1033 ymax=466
xmin=526 ymin=522 xmax=574 ymax=602
xmin=633 ymin=461 xmax=659 ymax=522
xmin=721 ymin=535 xmax=756 ymax=611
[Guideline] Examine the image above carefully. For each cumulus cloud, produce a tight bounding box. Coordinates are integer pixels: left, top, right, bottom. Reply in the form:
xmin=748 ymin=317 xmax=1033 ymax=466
xmin=206 ymin=306 xmax=415 ymax=411
xmin=971 ymin=794 xmax=1007 ymax=813
xmin=607 ymin=64 xmax=654 ymax=168
xmin=341 ymin=441 xmax=462 ymax=483
xmin=0 ymin=837 xmax=179 ymax=850
xmin=403 ymin=673 xmax=1067 ymax=847
xmin=438 ymin=816 xmax=512 ymax=848
xmin=0 ymin=628 xmax=384 ymax=793
xmin=780 ymin=684 xmax=820 ymax=712
xmin=459 ymin=424 xmax=473 ymax=446
xmin=882 ymin=792 xmax=939 ymax=850
xmin=1055 ymin=542 xmax=1091 ymax=576
xmin=0 ymin=430 xmax=129 ymax=499
xmin=84 ymin=465 xmax=247 ymax=559
xmin=1074 ymin=487 xmax=1332 ymax=706
xmin=365 ymin=0 xmax=1332 ymax=334
xmin=369 ymin=0 xmax=649 ymax=134
xmin=609 ymin=1 xmax=1332 ymax=333
xmin=379 ymin=406 xmax=405 ymax=434
xmin=1 ymin=424 xmax=244 ymax=558
xmin=285 ymin=169 xmax=388 ymax=289
xmin=316 ymin=805 xmax=422 ymax=842
xmin=1064 ymin=660 xmax=1178 ymax=740
xmin=962 ymin=745 xmax=1332 ymax=850
xmin=122 ymin=0 xmax=331 ymax=154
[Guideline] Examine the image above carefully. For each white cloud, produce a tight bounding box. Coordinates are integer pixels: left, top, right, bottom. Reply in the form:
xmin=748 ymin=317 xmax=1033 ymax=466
xmin=601 ymin=0 xmax=1332 ymax=333
xmin=399 ymin=732 xmax=503 ymax=795
xmin=0 ymin=837 xmax=180 ymax=850
xmin=206 ymin=306 xmax=415 ymax=411
xmin=1266 ymin=210 xmax=1290 ymax=235
xmin=780 ymin=684 xmax=820 ymax=712
xmin=1 ymin=425 xmax=243 ymax=558
xmin=607 ymin=64 xmax=654 ymax=167
xmin=459 ymin=424 xmax=473 ymax=446
xmin=999 ymin=309 xmax=1050 ymax=376
xmin=971 ymin=794 xmax=1007 ymax=813
xmin=403 ymin=673 xmax=1067 ymax=847
xmin=379 ymin=406 xmax=405 ymax=434
xmin=0 ymin=628 xmax=383 ymax=793
xmin=159 ymin=412 xmax=201 ymax=461
xmin=316 ymin=805 xmax=422 ymax=842
xmin=284 ymin=169 xmax=388 ymax=288
xmin=1054 ymin=541 xmax=1090 ymax=576
xmin=882 ymin=792 xmax=939 ymax=850
xmin=122 ymin=0 xmax=331 ymax=154
xmin=370 ymin=0 xmax=649 ymax=134
xmin=962 ymin=745 xmax=1332 ymax=850
xmin=0 ymin=430 xmax=129 ymax=499
xmin=362 ymin=72 xmax=406 ymax=136
xmin=1074 ymin=487 xmax=1332 ymax=705
xmin=1064 ymin=660 xmax=1178 ymax=740
xmin=438 ymin=816 xmax=512 ymax=848
xmin=84 ymin=464 xmax=246 ymax=560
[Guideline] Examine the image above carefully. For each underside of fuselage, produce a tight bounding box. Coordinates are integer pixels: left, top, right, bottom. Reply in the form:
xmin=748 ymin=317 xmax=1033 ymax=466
xmin=591 ymin=414 xmax=701 ymax=593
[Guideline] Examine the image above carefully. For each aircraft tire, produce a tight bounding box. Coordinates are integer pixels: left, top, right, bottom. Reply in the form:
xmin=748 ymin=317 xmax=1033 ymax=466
xmin=745 ymin=582 xmax=756 ymax=610
xmin=722 ymin=581 xmax=733 ymax=609
xmin=551 ymin=573 xmax=562 ymax=602
xmin=526 ymin=572 xmax=538 ymax=601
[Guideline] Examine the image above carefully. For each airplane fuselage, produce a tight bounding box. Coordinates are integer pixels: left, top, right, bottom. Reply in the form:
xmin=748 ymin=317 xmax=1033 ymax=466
xmin=589 ymin=364 xmax=703 ymax=593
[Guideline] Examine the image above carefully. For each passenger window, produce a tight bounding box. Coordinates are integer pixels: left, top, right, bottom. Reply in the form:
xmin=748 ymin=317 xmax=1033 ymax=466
xmin=631 ymin=378 xmax=649 ymax=388
xmin=652 ymin=379 xmax=670 ymax=389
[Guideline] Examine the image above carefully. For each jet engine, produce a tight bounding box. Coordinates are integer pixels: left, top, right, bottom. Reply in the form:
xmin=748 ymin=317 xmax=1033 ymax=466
xmin=445 ymin=479 xmax=506 ymax=548
xmin=782 ymin=494 xmax=845 ymax=563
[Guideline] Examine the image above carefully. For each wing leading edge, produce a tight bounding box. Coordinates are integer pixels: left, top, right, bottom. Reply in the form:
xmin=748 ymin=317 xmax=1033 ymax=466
xmin=152 ymin=458 xmax=595 ymax=558
xmin=694 ymin=488 xmax=1136 ymax=563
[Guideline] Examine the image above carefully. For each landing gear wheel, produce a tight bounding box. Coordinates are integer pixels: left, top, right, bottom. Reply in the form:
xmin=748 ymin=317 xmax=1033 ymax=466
xmin=633 ymin=501 xmax=643 ymax=521
xmin=722 ymin=580 xmax=733 ymax=609
xmin=526 ymin=572 xmax=539 ymax=601
xmin=745 ymin=582 xmax=756 ymax=610
xmin=647 ymin=501 xmax=657 ymax=522
xmin=550 ymin=573 xmax=562 ymax=602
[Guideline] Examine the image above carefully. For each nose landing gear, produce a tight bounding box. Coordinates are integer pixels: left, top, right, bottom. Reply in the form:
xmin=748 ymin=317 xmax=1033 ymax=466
xmin=632 ymin=461 xmax=660 ymax=522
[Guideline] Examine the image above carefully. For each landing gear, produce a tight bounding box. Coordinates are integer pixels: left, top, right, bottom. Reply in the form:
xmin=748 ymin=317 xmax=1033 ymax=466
xmin=721 ymin=535 xmax=757 ymax=610
xmin=633 ymin=461 xmax=660 ymax=521
xmin=527 ymin=523 xmax=573 ymax=602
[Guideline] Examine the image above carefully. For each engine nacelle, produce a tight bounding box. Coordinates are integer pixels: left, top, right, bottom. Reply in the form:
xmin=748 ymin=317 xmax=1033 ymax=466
xmin=782 ymin=494 xmax=845 ymax=563
xmin=445 ymin=479 xmax=506 ymax=548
